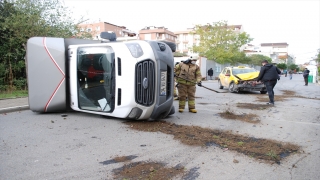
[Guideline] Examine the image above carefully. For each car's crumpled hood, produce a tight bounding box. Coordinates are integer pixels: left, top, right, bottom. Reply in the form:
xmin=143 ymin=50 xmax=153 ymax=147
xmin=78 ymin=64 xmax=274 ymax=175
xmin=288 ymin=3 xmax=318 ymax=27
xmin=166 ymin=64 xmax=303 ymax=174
xmin=234 ymin=72 xmax=259 ymax=80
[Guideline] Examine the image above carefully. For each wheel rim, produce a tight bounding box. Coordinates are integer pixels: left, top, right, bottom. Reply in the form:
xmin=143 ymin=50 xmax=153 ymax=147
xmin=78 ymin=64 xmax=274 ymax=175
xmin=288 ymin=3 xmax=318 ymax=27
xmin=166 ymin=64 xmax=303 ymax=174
xmin=229 ymin=83 xmax=234 ymax=92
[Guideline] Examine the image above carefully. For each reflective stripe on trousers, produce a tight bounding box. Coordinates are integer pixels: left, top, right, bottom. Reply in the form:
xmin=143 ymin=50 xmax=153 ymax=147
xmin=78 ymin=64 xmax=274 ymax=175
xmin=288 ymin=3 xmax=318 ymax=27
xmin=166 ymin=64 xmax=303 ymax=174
xmin=177 ymin=84 xmax=196 ymax=109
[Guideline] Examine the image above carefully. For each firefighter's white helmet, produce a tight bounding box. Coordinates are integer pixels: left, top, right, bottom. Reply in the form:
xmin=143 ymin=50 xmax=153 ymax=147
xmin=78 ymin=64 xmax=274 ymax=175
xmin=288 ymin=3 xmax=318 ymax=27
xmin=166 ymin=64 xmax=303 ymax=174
xmin=189 ymin=54 xmax=199 ymax=60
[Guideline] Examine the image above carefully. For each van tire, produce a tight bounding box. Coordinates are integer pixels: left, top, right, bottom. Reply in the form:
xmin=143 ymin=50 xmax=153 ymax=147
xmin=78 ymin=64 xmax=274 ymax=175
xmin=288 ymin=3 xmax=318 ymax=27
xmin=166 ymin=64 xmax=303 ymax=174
xmin=168 ymin=106 xmax=175 ymax=115
xmin=159 ymin=41 xmax=176 ymax=52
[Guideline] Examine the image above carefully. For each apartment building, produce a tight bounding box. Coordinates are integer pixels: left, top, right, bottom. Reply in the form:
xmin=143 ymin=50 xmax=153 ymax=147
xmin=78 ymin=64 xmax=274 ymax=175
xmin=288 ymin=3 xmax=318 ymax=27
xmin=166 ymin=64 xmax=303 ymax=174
xmin=174 ymin=28 xmax=198 ymax=55
xmin=78 ymin=21 xmax=136 ymax=40
xmin=260 ymin=43 xmax=289 ymax=64
xmin=244 ymin=43 xmax=290 ymax=64
xmin=174 ymin=25 xmax=244 ymax=55
xmin=138 ymin=26 xmax=176 ymax=43
xmin=174 ymin=25 xmax=245 ymax=79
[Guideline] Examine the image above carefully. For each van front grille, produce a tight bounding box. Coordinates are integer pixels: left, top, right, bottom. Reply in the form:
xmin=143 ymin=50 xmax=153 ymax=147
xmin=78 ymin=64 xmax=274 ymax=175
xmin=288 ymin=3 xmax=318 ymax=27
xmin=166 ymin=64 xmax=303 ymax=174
xmin=135 ymin=60 xmax=155 ymax=106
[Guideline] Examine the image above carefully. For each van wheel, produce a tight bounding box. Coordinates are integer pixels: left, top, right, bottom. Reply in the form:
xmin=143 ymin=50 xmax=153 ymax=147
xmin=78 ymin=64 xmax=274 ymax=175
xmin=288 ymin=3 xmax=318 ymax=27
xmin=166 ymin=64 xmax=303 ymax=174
xmin=168 ymin=106 xmax=175 ymax=115
xmin=218 ymin=80 xmax=223 ymax=89
xmin=260 ymin=91 xmax=267 ymax=94
xmin=159 ymin=41 xmax=176 ymax=52
xmin=229 ymin=82 xmax=236 ymax=93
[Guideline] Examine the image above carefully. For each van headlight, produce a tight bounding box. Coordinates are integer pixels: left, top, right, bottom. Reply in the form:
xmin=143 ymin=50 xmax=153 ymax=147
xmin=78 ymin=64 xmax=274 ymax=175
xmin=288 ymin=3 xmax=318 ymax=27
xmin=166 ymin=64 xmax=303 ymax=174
xmin=125 ymin=43 xmax=143 ymax=58
xmin=127 ymin=107 xmax=143 ymax=119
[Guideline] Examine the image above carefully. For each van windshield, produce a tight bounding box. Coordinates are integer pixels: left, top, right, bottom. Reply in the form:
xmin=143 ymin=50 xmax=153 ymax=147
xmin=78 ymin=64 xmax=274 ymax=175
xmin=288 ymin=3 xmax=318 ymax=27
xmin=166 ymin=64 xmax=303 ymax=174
xmin=77 ymin=46 xmax=115 ymax=112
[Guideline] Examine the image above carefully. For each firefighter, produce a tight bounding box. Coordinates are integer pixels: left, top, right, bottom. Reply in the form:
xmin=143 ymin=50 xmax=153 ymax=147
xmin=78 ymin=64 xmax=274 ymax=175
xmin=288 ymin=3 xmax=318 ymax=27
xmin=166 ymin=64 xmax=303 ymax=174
xmin=174 ymin=55 xmax=202 ymax=113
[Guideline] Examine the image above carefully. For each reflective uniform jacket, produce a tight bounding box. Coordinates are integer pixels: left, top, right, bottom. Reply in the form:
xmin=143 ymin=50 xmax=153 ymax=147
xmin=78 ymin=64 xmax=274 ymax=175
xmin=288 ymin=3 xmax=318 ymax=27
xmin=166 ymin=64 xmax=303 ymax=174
xmin=175 ymin=62 xmax=202 ymax=85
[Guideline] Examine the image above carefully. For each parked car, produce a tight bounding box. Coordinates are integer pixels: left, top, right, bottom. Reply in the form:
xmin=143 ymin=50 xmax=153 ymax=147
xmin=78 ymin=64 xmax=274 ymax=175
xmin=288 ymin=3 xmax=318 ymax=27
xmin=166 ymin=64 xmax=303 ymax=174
xmin=218 ymin=66 xmax=267 ymax=94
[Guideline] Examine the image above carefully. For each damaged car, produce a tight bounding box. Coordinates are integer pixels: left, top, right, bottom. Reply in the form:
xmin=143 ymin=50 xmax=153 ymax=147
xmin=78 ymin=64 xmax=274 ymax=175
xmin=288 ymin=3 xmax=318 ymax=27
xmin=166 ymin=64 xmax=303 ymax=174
xmin=218 ymin=66 xmax=267 ymax=94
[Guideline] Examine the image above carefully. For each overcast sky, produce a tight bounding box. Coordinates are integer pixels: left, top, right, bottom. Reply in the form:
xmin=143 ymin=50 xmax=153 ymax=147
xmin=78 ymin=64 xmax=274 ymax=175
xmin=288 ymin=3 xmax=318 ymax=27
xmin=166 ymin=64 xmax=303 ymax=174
xmin=64 ymin=0 xmax=320 ymax=64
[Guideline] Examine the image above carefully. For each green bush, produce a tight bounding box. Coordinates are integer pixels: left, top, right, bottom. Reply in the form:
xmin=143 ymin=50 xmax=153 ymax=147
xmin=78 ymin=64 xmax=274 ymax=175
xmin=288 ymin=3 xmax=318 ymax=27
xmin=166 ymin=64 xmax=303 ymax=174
xmin=276 ymin=63 xmax=287 ymax=70
xmin=173 ymin=52 xmax=187 ymax=57
xmin=0 ymin=85 xmax=9 ymax=92
xmin=13 ymin=78 xmax=27 ymax=90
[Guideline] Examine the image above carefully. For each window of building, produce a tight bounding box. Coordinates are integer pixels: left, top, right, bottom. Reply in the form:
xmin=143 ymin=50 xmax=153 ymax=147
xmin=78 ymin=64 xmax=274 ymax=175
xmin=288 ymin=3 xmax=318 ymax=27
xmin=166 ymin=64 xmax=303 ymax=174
xmin=96 ymin=26 xmax=100 ymax=31
xmin=86 ymin=28 xmax=92 ymax=32
xmin=183 ymin=34 xmax=187 ymax=41
xmin=80 ymin=28 xmax=84 ymax=32
xmin=216 ymin=64 xmax=222 ymax=73
xmin=144 ymin=34 xmax=151 ymax=40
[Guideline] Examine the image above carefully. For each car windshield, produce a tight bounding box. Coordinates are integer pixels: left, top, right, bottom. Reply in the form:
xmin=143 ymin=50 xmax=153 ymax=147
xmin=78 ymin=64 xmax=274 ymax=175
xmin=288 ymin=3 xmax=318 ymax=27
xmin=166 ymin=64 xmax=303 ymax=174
xmin=232 ymin=68 xmax=256 ymax=75
xmin=77 ymin=46 xmax=115 ymax=112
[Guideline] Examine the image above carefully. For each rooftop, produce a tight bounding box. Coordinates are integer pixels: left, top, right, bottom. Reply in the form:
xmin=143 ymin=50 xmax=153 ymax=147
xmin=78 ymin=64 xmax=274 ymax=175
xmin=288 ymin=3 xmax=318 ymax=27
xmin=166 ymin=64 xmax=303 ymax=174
xmin=261 ymin=43 xmax=289 ymax=46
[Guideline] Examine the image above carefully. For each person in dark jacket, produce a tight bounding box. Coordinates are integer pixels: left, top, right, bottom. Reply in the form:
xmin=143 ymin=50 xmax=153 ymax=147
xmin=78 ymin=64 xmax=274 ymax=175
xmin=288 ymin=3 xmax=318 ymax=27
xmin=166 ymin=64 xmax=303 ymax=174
xmin=256 ymin=60 xmax=281 ymax=105
xmin=207 ymin=68 xmax=213 ymax=80
xmin=303 ymin=68 xmax=310 ymax=86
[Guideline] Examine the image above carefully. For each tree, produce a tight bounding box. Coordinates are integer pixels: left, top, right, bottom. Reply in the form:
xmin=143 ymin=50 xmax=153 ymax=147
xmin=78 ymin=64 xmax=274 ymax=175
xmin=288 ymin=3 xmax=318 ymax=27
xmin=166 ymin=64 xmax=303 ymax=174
xmin=276 ymin=63 xmax=287 ymax=70
xmin=288 ymin=64 xmax=299 ymax=71
xmin=191 ymin=20 xmax=253 ymax=65
xmin=0 ymin=0 xmax=20 ymax=91
xmin=0 ymin=0 xmax=92 ymax=91
xmin=247 ymin=54 xmax=272 ymax=66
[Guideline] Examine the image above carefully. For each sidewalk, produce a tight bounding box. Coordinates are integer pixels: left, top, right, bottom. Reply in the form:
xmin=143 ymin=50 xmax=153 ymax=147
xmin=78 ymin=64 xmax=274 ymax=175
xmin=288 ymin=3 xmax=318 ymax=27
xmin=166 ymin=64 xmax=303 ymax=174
xmin=0 ymin=97 xmax=29 ymax=113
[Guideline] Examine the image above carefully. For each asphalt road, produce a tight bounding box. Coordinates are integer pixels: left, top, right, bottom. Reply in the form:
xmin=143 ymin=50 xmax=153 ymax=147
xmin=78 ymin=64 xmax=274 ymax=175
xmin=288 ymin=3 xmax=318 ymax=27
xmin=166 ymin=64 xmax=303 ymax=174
xmin=1 ymin=74 xmax=320 ymax=180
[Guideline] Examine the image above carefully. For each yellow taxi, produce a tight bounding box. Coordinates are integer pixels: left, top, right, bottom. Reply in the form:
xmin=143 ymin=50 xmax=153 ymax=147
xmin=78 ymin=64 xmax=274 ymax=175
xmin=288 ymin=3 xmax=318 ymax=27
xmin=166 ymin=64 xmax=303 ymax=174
xmin=218 ymin=66 xmax=267 ymax=94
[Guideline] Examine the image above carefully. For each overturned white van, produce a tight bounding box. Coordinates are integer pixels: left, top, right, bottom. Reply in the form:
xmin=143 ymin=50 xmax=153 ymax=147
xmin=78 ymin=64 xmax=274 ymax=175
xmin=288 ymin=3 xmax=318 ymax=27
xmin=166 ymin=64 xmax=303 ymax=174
xmin=26 ymin=34 xmax=175 ymax=120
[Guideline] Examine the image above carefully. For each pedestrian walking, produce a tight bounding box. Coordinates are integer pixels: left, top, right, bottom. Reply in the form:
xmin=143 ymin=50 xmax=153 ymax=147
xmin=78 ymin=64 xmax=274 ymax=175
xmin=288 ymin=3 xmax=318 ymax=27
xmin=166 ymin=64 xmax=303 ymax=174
xmin=256 ymin=60 xmax=281 ymax=105
xmin=174 ymin=55 xmax=202 ymax=113
xmin=303 ymin=68 xmax=310 ymax=86
xmin=289 ymin=69 xmax=293 ymax=80
xmin=207 ymin=68 xmax=213 ymax=80
xmin=284 ymin=69 xmax=287 ymax=77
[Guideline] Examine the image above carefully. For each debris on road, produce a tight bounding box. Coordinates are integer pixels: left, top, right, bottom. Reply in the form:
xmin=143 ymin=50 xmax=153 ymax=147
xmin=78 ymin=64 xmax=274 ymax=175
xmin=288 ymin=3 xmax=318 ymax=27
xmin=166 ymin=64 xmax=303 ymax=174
xmin=125 ymin=121 xmax=300 ymax=164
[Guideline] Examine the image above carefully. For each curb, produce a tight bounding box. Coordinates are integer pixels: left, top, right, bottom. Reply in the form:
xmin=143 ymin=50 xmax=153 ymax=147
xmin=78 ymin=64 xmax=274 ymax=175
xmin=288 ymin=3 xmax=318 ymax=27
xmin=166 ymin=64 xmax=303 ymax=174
xmin=0 ymin=96 xmax=28 ymax=101
xmin=0 ymin=105 xmax=29 ymax=114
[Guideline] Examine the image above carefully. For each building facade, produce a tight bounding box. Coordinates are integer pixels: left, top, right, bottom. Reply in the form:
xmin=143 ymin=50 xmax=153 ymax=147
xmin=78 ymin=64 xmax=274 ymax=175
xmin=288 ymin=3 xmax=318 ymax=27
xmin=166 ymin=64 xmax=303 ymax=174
xmin=174 ymin=25 xmax=244 ymax=55
xmin=174 ymin=25 xmax=245 ymax=79
xmin=243 ymin=42 xmax=291 ymax=64
xmin=174 ymin=28 xmax=199 ymax=55
xmin=138 ymin=26 xmax=176 ymax=43
xmin=78 ymin=21 xmax=136 ymax=40
xmin=260 ymin=43 xmax=289 ymax=64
